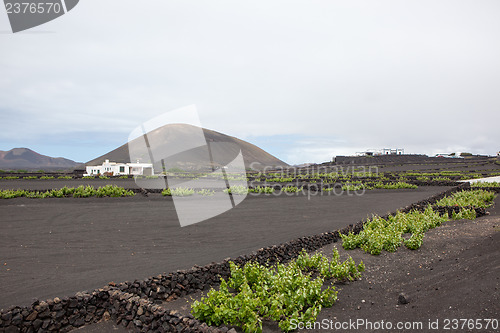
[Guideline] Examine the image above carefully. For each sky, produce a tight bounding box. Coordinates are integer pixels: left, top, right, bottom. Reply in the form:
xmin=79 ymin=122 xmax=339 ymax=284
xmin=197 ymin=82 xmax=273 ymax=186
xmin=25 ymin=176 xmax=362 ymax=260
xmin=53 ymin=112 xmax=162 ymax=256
xmin=1 ymin=0 xmax=499 ymax=165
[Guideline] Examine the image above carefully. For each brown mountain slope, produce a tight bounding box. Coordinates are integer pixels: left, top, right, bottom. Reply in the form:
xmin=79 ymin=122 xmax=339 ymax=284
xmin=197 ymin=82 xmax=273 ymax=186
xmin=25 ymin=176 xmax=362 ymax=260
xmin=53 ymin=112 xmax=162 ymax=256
xmin=0 ymin=148 xmax=82 ymax=170
xmin=86 ymin=124 xmax=288 ymax=171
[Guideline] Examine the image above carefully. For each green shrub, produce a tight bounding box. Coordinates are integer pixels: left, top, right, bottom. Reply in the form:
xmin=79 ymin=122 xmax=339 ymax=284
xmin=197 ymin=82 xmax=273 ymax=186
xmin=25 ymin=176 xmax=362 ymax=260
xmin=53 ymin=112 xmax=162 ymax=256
xmin=0 ymin=189 xmax=25 ymax=199
xmin=341 ymin=184 xmax=364 ymax=191
xmin=267 ymin=177 xmax=294 ymax=183
xmin=373 ymin=182 xmax=417 ymax=189
xmin=57 ymin=176 xmax=72 ymax=180
xmin=0 ymin=185 xmax=134 ymax=199
xmin=98 ymin=175 xmax=109 ymax=180
xmin=2 ymin=176 xmax=19 ymax=180
xmin=197 ymin=189 xmax=215 ymax=196
xmin=23 ymin=176 xmax=38 ymax=180
xmin=295 ymin=248 xmax=365 ymax=282
xmin=436 ymin=190 xmax=496 ymax=208
xmin=191 ymin=248 xmax=363 ymax=332
xmin=282 ymin=186 xmax=303 ymax=193
xmin=162 ymin=187 xmax=195 ymax=196
xmin=451 ymin=208 xmax=477 ymax=220
xmin=223 ymin=185 xmax=248 ymax=195
xmin=82 ymin=176 xmax=95 ymax=179
xmin=249 ymin=186 xmax=275 ymax=194
xmin=471 ymin=181 xmax=500 ymax=188
xmin=72 ymin=185 xmax=96 ymax=198
xmin=119 ymin=175 xmax=129 ymax=179
xmin=94 ymin=185 xmax=135 ymax=197
xmin=340 ymin=206 xmax=449 ymax=254
xmin=403 ymin=231 xmax=425 ymax=250
xmin=39 ymin=176 xmax=55 ymax=180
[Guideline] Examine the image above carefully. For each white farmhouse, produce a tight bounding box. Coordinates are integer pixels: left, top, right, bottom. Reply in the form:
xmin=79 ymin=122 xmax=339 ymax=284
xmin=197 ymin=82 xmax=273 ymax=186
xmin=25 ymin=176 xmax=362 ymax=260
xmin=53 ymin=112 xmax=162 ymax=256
xmin=84 ymin=160 xmax=154 ymax=176
xmin=356 ymin=148 xmax=405 ymax=156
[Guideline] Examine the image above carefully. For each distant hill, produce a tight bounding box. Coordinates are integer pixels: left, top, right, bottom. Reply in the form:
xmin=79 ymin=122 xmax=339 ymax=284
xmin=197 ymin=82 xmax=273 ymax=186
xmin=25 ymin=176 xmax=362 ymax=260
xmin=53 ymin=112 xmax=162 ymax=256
xmin=0 ymin=148 xmax=82 ymax=171
xmin=87 ymin=124 xmax=288 ymax=171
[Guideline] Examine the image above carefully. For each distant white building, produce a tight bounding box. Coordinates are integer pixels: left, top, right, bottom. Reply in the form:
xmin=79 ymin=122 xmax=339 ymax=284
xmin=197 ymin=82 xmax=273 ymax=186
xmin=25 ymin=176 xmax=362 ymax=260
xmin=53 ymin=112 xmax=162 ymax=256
xmin=356 ymin=148 xmax=404 ymax=156
xmin=381 ymin=148 xmax=404 ymax=155
xmin=434 ymin=152 xmax=464 ymax=159
xmin=84 ymin=160 xmax=154 ymax=176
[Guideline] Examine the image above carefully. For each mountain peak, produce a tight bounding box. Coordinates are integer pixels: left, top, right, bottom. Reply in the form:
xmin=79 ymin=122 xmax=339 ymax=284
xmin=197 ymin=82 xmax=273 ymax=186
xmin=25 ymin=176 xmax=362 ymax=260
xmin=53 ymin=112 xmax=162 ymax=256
xmin=88 ymin=124 xmax=288 ymax=171
xmin=0 ymin=148 xmax=82 ymax=171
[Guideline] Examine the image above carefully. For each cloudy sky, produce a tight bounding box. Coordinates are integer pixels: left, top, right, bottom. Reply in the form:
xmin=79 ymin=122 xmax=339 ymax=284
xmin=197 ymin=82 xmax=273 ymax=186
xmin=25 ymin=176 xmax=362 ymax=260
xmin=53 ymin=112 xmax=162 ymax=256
xmin=1 ymin=0 xmax=499 ymax=165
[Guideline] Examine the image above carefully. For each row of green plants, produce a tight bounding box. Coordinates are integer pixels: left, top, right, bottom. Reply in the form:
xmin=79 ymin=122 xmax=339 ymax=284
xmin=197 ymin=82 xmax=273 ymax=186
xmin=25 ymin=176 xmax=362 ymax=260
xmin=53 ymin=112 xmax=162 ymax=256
xmin=371 ymin=181 xmax=418 ymax=189
xmin=223 ymin=185 xmax=250 ymax=195
xmin=341 ymin=184 xmax=365 ymax=191
xmin=161 ymin=188 xmax=217 ymax=197
xmin=191 ymin=248 xmax=364 ymax=332
xmin=162 ymin=188 xmax=195 ymax=196
xmin=159 ymin=183 xmax=418 ymax=197
xmin=403 ymin=171 xmax=484 ymax=178
xmin=471 ymin=181 xmax=500 ymax=188
xmin=249 ymin=186 xmax=275 ymax=194
xmin=0 ymin=175 xmax=74 ymax=180
xmin=340 ymin=182 xmax=417 ymax=191
xmin=0 ymin=185 xmax=135 ymax=199
xmin=340 ymin=189 xmax=496 ymax=255
xmin=224 ymin=185 xmax=303 ymax=195
xmin=435 ymin=189 xmax=496 ymax=208
xmin=341 ymin=206 xmax=450 ymax=254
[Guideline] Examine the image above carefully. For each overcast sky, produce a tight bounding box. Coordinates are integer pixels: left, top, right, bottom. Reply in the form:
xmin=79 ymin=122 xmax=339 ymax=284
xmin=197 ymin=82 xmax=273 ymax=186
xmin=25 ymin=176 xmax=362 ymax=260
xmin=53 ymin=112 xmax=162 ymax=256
xmin=1 ymin=0 xmax=499 ymax=164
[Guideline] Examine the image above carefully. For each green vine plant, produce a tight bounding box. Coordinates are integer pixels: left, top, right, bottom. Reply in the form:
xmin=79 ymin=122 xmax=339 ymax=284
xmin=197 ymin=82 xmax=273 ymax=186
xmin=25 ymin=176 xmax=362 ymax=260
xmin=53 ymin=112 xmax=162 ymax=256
xmin=197 ymin=189 xmax=215 ymax=196
xmin=341 ymin=206 xmax=451 ymax=254
xmin=223 ymin=185 xmax=249 ymax=195
xmin=1 ymin=176 xmax=19 ymax=180
xmin=0 ymin=185 xmax=135 ymax=199
xmin=248 ymin=186 xmax=275 ymax=194
xmin=341 ymin=190 xmax=496 ymax=255
xmin=372 ymin=181 xmax=417 ymax=189
xmin=471 ymin=181 xmax=500 ymax=188
xmin=281 ymin=186 xmax=303 ymax=193
xmin=191 ymin=248 xmax=364 ymax=333
xmin=435 ymin=189 xmax=496 ymax=208
xmin=162 ymin=187 xmax=195 ymax=197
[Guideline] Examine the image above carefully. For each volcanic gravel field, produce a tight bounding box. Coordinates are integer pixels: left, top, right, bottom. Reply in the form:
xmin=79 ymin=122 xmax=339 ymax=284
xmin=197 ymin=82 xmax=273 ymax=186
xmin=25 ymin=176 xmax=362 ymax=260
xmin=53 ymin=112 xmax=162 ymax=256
xmin=1 ymin=157 xmax=499 ymax=332
xmin=157 ymin=198 xmax=500 ymax=333
xmin=0 ymin=185 xmax=450 ymax=311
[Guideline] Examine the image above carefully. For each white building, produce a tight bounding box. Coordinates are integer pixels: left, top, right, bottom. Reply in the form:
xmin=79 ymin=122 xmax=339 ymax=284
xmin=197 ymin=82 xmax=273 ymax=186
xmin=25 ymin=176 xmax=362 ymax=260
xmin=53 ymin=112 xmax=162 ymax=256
xmin=84 ymin=160 xmax=154 ymax=176
xmin=356 ymin=148 xmax=404 ymax=156
xmin=381 ymin=148 xmax=404 ymax=155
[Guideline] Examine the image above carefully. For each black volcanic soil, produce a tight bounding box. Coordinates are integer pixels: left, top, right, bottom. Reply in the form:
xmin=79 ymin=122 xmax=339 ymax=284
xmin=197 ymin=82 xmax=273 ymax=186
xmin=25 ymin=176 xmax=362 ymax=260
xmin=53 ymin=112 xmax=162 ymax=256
xmin=296 ymin=199 xmax=500 ymax=333
xmin=0 ymin=186 xmax=449 ymax=311
xmin=166 ymin=198 xmax=500 ymax=333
